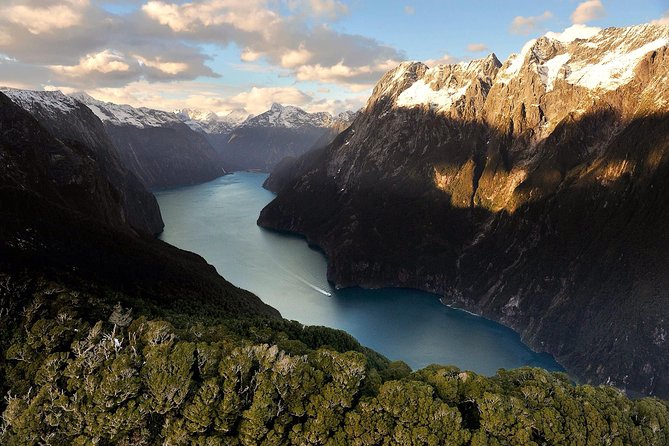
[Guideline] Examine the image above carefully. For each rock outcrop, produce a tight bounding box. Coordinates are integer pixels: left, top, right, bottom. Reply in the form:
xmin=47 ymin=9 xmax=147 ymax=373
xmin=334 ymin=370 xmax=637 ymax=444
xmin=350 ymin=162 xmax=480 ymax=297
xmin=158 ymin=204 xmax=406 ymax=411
xmin=259 ymin=24 xmax=669 ymax=397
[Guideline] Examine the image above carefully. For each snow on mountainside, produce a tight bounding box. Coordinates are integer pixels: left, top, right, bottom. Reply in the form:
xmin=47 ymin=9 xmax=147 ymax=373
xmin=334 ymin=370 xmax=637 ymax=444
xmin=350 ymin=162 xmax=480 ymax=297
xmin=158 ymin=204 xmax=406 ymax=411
xmin=385 ymin=24 xmax=669 ymax=114
xmin=175 ymin=104 xmax=348 ymax=134
xmin=0 ymin=87 xmax=165 ymax=235
xmin=498 ymin=24 xmax=669 ymax=92
xmin=396 ymin=55 xmax=501 ymax=112
xmin=211 ymin=103 xmax=358 ymax=171
xmin=241 ymin=103 xmax=336 ymax=129
xmin=0 ymin=88 xmax=79 ymax=116
xmin=71 ymin=93 xmax=182 ymax=128
xmin=69 ymin=93 xmax=225 ymax=188
xmin=175 ymin=108 xmax=251 ymax=134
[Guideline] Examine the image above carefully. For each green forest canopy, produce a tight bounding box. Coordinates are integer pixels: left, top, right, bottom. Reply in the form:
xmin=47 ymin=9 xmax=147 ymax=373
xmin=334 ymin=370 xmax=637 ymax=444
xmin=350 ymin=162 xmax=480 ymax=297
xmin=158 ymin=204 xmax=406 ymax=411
xmin=1 ymin=276 xmax=668 ymax=445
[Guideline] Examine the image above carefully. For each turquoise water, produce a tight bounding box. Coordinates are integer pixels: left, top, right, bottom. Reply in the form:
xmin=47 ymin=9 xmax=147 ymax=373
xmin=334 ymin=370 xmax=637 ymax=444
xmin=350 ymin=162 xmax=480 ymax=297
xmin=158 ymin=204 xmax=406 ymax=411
xmin=156 ymin=172 xmax=562 ymax=375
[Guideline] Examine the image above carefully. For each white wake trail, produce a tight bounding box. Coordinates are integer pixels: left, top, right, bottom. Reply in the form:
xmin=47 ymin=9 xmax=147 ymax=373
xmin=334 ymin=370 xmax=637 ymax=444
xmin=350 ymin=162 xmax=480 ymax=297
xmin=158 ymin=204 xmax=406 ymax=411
xmin=271 ymin=258 xmax=332 ymax=297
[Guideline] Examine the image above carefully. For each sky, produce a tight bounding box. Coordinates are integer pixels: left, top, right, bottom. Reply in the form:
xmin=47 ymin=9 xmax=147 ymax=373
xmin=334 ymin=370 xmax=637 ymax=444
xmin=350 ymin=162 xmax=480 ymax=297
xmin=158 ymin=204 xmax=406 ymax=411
xmin=0 ymin=0 xmax=667 ymax=115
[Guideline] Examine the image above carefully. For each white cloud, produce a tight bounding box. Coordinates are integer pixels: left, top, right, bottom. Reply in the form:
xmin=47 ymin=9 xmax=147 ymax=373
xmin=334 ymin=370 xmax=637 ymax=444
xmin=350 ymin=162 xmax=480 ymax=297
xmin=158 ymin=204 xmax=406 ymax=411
xmin=425 ymin=54 xmax=458 ymax=67
xmin=64 ymin=80 xmax=312 ymax=115
xmin=141 ymin=0 xmax=404 ymax=89
xmin=510 ymin=11 xmax=553 ymax=35
xmin=0 ymin=29 xmax=11 ymax=46
xmin=467 ymin=43 xmax=488 ymax=52
xmin=571 ymin=0 xmax=605 ymax=25
xmin=0 ymin=0 xmax=404 ymax=107
xmin=651 ymin=11 xmax=669 ymax=25
xmin=280 ymin=44 xmax=313 ymax=68
xmin=307 ymin=95 xmax=366 ymax=114
xmin=294 ymin=59 xmax=399 ymax=89
xmin=240 ymin=48 xmax=264 ymax=62
xmin=404 ymin=5 xmax=415 ymax=15
xmin=0 ymin=0 xmax=88 ymax=34
xmin=135 ymin=55 xmax=189 ymax=75
xmin=288 ymin=0 xmax=349 ymax=20
xmin=0 ymin=79 xmax=34 ymax=89
xmin=142 ymin=0 xmax=281 ymax=33
xmin=228 ymin=86 xmax=313 ymax=114
xmin=50 ymin=50 xmax=131 ymax=76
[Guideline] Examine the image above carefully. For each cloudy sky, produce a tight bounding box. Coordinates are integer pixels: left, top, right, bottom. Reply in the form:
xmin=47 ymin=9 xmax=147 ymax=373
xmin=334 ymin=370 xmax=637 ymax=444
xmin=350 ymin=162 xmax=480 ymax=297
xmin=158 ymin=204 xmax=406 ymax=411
xmin=0 ymin=0 xmax=667 ymax=115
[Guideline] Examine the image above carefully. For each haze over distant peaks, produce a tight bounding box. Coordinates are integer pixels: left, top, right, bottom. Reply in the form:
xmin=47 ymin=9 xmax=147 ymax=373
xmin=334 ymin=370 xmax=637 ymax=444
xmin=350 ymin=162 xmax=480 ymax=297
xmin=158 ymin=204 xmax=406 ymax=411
xmin=175 ymin=107 xmax=252 ymax=134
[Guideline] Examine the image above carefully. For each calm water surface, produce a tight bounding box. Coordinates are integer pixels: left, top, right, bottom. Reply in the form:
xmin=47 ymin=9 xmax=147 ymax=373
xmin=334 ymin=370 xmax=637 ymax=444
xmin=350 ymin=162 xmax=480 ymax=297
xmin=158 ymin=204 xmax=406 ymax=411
xmin=156 ymin=172 xmax=562 ymax=375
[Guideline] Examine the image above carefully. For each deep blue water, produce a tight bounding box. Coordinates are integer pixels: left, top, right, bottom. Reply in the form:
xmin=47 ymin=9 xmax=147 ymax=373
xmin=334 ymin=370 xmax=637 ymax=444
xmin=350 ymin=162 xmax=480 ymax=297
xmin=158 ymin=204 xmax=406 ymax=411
xmin=155 ymin=172 xmax=562 ymax=375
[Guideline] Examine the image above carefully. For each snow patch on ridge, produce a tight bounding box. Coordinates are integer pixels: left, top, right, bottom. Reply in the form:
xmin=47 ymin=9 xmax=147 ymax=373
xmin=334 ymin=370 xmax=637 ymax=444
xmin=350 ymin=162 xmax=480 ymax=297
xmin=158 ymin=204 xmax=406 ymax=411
xmin=498 ymin=39 xmax=537 ymax=83
xmin=545 ymin=24 xmax=601 ymax=43
xmin=176 ymin=107 xmax=251 ymax=133
xmin=240 ymin=103 xmax=335 ymax=129
xmin=538 ymin=53 xmax=571 ymax=91
xmin=566 ymin=37 xmax=668 ymax=91
xmin=396 ymin=79 xmax=470 ymax=111
xmin=71 ymin=92 xmax=181 ymax=128
xmin=1 ymin=88 xmax=79 ymax=116
xmin=498 ymin=24 xmax=669 ymax=92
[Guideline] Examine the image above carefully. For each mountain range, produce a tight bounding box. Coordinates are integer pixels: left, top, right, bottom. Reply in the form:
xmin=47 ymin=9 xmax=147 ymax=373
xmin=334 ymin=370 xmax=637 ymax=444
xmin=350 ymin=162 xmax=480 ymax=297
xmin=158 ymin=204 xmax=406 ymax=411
xmin=0 ymin=87 xmax=277 ymax=314
xmin=181 ymin=103 xmax=357 ymax=171
xmin=259 ymin=24 xmax=669 ymax=398
xmin=2 ymin=22 xmax=669 ymax=444
xmin=0 ymin=89 xmax=355 ymax=188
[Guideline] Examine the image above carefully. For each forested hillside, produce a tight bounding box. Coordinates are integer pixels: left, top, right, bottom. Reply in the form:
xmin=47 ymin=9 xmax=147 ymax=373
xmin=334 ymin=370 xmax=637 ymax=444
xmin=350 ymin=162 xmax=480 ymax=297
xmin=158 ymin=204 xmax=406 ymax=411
xmin=1 ymin=276 xmax=667 ymax=445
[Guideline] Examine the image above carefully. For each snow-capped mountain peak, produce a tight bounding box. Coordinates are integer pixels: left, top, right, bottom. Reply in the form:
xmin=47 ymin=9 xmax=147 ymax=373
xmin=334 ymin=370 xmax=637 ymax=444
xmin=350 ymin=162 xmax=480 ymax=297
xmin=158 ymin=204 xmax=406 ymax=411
xmin=372 ymin=23 xmax=669 ymax=117
xmin=174 ymin=108 xmax=219 ymax=123
xmin=71 ymin=92 xmax=181 ymax=129
xmin=0 ymin=87 xmax=80 ymax=117
xmin=174 ymin=107 xmax=252 ymax=134
xmin=240 ymin=104 xmax=334 ymax=129
xmin=499 ymin=23 xmax=669 ymax=92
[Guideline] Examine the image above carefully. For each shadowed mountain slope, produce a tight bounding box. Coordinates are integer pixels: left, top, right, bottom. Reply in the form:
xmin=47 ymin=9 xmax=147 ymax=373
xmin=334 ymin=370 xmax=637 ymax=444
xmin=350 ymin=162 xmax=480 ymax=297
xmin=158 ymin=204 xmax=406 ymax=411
xmin=260 ymin=25 xmax=669 ymax=397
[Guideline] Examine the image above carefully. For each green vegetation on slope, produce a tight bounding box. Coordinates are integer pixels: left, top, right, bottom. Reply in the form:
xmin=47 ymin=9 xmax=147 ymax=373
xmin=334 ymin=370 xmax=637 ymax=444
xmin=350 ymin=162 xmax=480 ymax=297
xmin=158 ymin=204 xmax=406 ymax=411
xmin=1 ymin=276 xmax=668 ymax=445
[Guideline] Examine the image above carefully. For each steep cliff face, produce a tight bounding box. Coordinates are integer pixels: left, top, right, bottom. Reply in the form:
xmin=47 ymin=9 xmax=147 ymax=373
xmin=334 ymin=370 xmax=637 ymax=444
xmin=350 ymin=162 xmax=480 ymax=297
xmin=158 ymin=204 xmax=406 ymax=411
xmin=1 ymin=89 xmax=164 ymax=235
xmin=74 ymin=94 xmax=225 ymax=188
xmin=0 ymin=91 xmax=279 ymax=319
xmin=259 ymin=24 xmax=669 ymax=397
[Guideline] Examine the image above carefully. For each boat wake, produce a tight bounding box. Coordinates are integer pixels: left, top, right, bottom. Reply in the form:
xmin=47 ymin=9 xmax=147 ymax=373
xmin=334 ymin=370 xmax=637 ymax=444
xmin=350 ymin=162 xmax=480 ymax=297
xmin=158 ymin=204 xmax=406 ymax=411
xmin=271 ymin=259 xmax=332 ymax=297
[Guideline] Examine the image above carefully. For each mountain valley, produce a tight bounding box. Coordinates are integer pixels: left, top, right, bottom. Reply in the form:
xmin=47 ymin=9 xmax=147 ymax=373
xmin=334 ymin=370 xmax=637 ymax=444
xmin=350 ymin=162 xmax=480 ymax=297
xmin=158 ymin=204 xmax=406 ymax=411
xmin=2 ymin=10 xmax=669 ymax=443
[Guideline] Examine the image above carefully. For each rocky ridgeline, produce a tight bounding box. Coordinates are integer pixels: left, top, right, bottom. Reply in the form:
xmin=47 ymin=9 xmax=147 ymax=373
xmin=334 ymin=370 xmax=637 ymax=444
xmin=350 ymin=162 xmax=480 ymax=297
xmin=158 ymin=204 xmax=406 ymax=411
xmin=259 ymin=24 xmax=669 ymax=397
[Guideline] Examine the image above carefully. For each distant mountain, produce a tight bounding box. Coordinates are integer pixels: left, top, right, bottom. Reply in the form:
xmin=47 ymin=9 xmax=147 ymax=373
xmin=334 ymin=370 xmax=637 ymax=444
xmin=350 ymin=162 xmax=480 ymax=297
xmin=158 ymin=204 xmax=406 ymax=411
xmin=72 ymin=93 xmax=226 ymax=188
xmin=1 ymin=88 xmax=164 ymax=235
xmin=180 ymin=103 xmax=356 ymax=171
xmin=259 ymin=24 xmax=669 ymax=398
xmin=175 ymin=107 xmax=251 ymax=134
